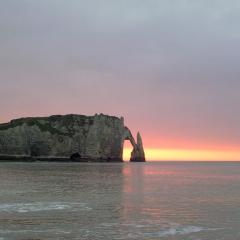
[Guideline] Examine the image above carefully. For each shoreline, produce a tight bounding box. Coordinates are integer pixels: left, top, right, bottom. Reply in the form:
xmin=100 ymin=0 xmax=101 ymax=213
xmin=0 ymin=155 xmax=123 ymax=162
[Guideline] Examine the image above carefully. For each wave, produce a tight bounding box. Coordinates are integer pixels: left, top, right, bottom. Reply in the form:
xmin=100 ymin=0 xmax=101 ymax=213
xmin=0 ymin=229 xmax=71 ymax=234
xmin=158 ymin=226 xmax=203 ymax=236
xmin=0 ymin=202 xmax=91 ymax=213
xmin=157 ymin=225 xmax=220 ymax=237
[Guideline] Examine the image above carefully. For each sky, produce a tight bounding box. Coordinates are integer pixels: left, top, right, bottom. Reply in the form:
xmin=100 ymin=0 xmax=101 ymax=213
xmin=1 ymin=0 xmax=240 ymax=160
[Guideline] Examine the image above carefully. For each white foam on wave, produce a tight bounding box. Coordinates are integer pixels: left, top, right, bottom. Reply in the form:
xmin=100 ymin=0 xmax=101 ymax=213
xmin=157 ymin=225 xmax=220 ymax=237
xmin=0 ymin=202 xmax=91 ymax=213
xmin=0 ymin=229 xmax=71 ymax=234
xmin=158 ymin=226 xmax=203 ymax=236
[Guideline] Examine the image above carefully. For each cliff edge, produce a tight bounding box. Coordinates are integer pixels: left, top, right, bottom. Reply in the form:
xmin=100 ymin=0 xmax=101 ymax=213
xmin=0 ymin=114 xmax=145 ymax=162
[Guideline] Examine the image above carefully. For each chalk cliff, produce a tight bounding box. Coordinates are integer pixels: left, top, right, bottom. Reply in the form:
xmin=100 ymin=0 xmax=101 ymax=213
xmin=0 ymin=114 xmax=145 ymax=162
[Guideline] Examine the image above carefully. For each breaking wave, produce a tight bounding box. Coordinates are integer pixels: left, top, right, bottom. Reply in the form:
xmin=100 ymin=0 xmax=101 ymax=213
xmin=0 ymin=202 xmax=91 ymax=213
xmin=156 ymin=225 xmax=220 ymax=237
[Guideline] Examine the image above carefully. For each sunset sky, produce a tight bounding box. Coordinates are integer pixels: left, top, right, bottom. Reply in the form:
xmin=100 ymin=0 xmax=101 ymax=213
xmin=1 ymin=1 xmax=240 ymax=160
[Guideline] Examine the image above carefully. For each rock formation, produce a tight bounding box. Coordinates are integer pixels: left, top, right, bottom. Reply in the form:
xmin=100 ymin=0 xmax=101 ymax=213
xmin=130 ymin=132 xmax=145 ymax=162
xmin=0 ymin=114 xmax=145 ymax=162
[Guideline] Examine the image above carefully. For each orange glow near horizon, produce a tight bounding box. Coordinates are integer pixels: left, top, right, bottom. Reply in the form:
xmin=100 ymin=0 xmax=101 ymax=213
xmin=123 ymin=148 xmax=240 ymax=161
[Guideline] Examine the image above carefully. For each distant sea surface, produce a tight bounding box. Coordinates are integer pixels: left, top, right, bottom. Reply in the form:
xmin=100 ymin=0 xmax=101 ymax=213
xmin=0 ymin=161 xmax=240 ymax=240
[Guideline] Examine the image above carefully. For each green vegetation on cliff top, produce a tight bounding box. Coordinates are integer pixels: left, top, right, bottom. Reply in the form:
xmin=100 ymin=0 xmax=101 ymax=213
xmin=0 ymin=114 xmax=92 ymax=136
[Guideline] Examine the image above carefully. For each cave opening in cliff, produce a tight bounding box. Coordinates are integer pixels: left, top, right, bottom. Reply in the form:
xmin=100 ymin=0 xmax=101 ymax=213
xmin=123 ymin=140 xmax=133 ymax=161
xmin=70 ymin=152 xmax=82 ymax=161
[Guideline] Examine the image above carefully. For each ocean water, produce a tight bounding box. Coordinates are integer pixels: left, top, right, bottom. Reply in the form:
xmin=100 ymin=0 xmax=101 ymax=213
xmin=0 ymin=162 xmax=240 ymax=240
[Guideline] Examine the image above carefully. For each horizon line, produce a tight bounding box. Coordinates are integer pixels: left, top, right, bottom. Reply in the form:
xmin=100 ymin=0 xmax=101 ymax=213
xmin=123 ymin=148 xmax=240 ymax=161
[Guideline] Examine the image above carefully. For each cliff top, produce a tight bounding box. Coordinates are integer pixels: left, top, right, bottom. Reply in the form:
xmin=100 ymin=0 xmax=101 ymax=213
xmin=0 ymin=114 xmax=123 ymax=132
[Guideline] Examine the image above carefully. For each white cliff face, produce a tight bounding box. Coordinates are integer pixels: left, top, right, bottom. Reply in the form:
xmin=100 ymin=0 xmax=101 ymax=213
xmin=0 ymin=114 xmax=145 ymax=162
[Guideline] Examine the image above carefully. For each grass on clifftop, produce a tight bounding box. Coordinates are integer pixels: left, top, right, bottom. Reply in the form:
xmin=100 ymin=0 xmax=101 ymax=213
xmin=0 ymin=117 xmax=71 ymax=136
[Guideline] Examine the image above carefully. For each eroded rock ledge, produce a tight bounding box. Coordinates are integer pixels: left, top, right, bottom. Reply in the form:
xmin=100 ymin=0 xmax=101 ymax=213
xmin=0 ymin=114 xmax=145 ymax=162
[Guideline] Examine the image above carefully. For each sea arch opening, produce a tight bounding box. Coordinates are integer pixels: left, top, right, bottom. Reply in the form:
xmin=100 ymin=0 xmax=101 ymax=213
xmin=122 ymin=127 xmax=137 ymax=162
xmin=123 ymin=139 xmax=134 ymax=161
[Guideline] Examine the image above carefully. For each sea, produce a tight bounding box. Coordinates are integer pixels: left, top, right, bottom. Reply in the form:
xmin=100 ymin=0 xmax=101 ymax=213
xmin=0 ymin=161 xmax=239 ymax=240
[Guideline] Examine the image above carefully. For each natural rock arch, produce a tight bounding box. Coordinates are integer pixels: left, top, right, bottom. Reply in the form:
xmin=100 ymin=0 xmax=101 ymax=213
xmin=0 ymin=114 xmax=145 ymax=162
xmin=123 ymin=127 xmax=145 ymax=162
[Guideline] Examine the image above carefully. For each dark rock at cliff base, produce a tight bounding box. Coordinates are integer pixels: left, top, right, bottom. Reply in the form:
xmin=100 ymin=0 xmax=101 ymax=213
xmin=70 ymin=152 xmax=82 ymax=161
xmin=0 ymin=114 xmax=145 ymax=162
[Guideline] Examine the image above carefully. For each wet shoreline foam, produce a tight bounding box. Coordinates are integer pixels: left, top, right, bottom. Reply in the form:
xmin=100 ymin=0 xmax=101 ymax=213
xmin=98 ymin=222 xmax=222 ymax=238
xmin=0 ymin=202 xmax=91 ymax=213
xmin=143 ymin=225 xmax=222 ymax=237
xmin=0 ymin=219 xmax=224 ymax=239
